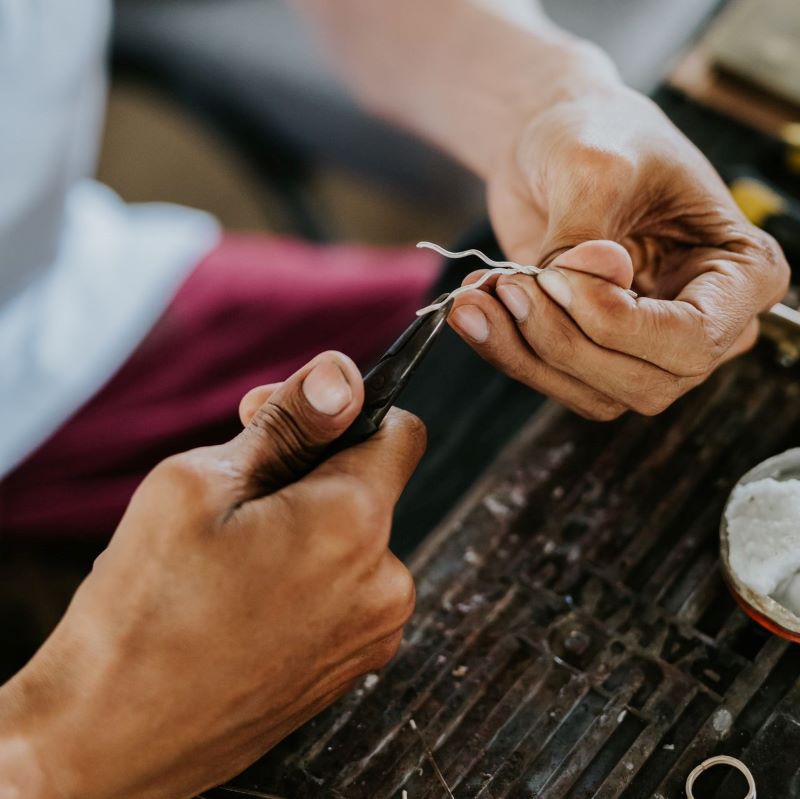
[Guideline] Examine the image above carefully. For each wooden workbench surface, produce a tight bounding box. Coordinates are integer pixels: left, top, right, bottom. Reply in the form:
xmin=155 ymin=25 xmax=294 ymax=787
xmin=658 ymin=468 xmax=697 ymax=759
xmin=210 ymin=345 xmax=800 ymax=799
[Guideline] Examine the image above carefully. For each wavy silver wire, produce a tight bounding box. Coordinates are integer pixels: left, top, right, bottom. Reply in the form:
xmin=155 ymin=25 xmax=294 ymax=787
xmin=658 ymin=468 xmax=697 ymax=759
xmin=415 ymin=241 xmax=542 ymax=316
xmin=416 ymin=241 xmax=543 ymax=273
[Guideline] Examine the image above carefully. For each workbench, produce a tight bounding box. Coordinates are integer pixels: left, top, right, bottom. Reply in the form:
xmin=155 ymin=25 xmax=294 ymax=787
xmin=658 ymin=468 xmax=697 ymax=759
xmin=208 ymin=340 xmax=800 ymax=798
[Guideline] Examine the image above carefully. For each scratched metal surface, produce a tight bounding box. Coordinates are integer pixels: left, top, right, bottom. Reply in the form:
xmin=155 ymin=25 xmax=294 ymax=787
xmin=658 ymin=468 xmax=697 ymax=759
xmin=209 ymin=347 xmax=800 ymax=799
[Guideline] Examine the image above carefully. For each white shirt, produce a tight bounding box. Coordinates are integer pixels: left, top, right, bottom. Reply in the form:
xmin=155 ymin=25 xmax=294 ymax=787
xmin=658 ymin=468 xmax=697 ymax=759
xmin=0 ymin=0 xmax=220 ymax=478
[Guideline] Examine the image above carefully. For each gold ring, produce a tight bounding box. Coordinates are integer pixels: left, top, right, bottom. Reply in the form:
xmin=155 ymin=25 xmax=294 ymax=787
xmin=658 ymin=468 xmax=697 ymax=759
xmin=686 ymin=756 xmax=756 ymax=799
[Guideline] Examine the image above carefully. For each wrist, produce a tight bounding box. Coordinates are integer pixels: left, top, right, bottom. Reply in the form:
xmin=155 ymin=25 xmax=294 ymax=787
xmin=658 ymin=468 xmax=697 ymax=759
xmin=0 ymin=737 xmax=50 ymax=799
xmin=0 ymin=623 xmax=106 ymax=799
xmin=0 ymin=679 xmax=59 ymax=799
xmin=294 ymin=0 xmax=623 ymax=179
xmin=452 ymin=34 xmax=623 ymax=177
xmin=377 ymin=7 xmax=623 ymax=178
xmin=491 ymin=36 xmax=622 ymax=161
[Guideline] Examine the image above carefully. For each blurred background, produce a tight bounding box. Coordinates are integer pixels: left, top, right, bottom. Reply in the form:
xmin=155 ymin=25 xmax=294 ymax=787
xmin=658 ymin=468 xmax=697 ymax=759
xmin=101 ymin=0 xmax=723 ymax=245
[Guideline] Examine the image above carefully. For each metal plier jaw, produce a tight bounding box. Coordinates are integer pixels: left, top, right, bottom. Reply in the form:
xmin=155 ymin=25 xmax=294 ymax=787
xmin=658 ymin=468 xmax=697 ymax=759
xmin=329 ymin=295 xmax=453 ymax=453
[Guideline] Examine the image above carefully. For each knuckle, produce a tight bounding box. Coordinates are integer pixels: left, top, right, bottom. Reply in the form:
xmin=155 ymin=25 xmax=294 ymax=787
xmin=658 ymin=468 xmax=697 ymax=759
xmin=368 ymin=630 xmax=405 ymax=670
xmin=629 ymin=378 xmax=680 ymax=416
xmin=679 ymin=354 xmax=716 ymax=380
xmin=631 ymin=395 xmax=668 ymax=417
xmin=386 ymin=568 xmax=416 ymax=627
xmin=738 ymin=226 xmax=789 ymax=304
xmin=393 ymin=409 xmax=428 ymax=454
xmin=671 ymin=320 xmax=726 ymax=378
xmin=364 ymin=560 xmax=416 ymax=636
xmin=586 ymin=400 xmax=626 ymax=422
xmin=486 ymin=347 xmax=543 ymax=388
xmin=742 ymin=319 xmax=760 ymax=351
xmin=758 ymin=230 xmax=791 ymax=291
xmin=586 ymin=296 xmax=628 ymax=346
xmin=753 ymin=228 xmax=786 ymax=268
xmin=145 ymin=450 xmax=218 ymax=523
xmin=248 ymin=403 xmax=320 ymax=489
xmin=534 ymin=319 xmax=578 ymax=369
xmin=336 ymin=479 xmax=391 ymax=546
xmin=334 ymin=475 xmax=372 ymax=515
xmin=697 ymin=318 xmax=730 ymax=372
xmin=350 ymin=484 xmax=384 ymax=528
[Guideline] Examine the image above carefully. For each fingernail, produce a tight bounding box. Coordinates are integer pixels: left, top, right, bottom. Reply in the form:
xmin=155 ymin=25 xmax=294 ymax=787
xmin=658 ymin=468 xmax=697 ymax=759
xmin=451 ymin=306 xmax=489 ymax=343
xmin=302 ymin=359 xmax=353 ymax=415
xmin=496 ymin=283 xmax=530 ymax=321
xmin=537 ymin=268 xmax=573 ymax=309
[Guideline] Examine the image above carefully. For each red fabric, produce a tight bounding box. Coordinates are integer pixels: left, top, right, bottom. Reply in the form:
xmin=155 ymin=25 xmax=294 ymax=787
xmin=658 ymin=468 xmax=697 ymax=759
xmin=0 ymin=234 xmax=439 ymax=540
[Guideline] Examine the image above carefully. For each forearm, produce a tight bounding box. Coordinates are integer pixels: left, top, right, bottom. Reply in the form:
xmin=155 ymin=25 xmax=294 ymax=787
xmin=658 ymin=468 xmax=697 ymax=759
xmin=290 ymin=0 xmax=621 ymax=176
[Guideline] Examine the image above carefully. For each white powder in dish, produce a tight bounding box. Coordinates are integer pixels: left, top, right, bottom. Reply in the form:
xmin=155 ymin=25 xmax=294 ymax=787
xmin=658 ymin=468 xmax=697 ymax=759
xmin=773 ymin=572 xmax=800 ymax=615
xmin=726 ymin=478 xmax=800 ymax=611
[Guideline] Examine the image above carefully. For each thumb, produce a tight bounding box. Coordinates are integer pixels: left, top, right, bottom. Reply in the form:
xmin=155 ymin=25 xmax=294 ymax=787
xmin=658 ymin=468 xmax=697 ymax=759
xmin=531 ymin=241 xmax=635 ymax=334
xmin=225 ymin=351 xmax=365 ymax=497
xmin=549 ymin=240 xmax=634 ymax=290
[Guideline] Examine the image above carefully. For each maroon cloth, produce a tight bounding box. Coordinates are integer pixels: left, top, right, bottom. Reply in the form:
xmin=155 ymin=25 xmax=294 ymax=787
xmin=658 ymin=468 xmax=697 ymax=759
xmin=0 ymin=234 xmax=439 ymax=539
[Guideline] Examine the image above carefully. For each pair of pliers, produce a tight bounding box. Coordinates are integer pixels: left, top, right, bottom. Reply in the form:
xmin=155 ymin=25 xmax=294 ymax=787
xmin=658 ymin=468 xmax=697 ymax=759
xmin=329 ymin=294 xmax=453 ymax=454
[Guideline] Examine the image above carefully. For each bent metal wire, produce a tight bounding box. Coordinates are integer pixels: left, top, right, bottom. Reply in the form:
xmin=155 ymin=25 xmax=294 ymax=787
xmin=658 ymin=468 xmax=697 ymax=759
xmin=414 ymin=242 xmax=542 ymax=316
xmin=686 ymin=755 xmax=756 ymax=799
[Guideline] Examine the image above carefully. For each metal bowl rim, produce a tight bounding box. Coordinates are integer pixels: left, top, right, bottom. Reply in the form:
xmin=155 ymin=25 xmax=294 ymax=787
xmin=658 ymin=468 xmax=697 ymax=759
xmin=719 ymin=448 xmax=800 ymax=638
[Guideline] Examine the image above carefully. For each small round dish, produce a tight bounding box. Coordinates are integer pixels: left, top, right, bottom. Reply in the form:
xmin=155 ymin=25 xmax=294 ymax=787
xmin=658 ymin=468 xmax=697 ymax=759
xmin=719 ymin=448 xmax=800 ymax=643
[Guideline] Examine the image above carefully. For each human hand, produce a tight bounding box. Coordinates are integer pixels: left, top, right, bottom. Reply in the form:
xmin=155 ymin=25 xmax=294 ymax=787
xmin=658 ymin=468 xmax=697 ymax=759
xmin=449 ymin=87 xmax=790 ymax=420
xmin=0 ymin=352 xmax=425 ymax=799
